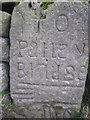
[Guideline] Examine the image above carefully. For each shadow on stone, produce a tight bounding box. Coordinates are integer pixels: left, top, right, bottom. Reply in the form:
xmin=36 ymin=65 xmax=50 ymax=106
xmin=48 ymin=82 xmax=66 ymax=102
xmin=2 ymin=2 xmax=15 ymax=15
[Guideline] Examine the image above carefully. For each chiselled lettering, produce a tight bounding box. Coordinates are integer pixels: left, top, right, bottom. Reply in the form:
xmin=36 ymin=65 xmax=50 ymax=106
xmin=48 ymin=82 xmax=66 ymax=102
xmin=43 ymin=42 xmax=47 ymax=58
xmin=28 ymin=41 xmax=38 ymax=57
xmin=52 ymin=64 xmax=60 ymax=80
xmin=78 ymin=65 xmax=86 ymax=80
xmin=10 ymin=2 xmax=88 ymax=116
xmin=56 ymin=15 xmax=68 ymax=32
xmin=57 ymin=43 xmax=67 ymax=59
xmin=64 ymin=66 xmax=75 ymax=80
xmin=17 ymin=62 xmax=26 ymax=78
xmin=18 ymin=41 xmax=28 ymax=57
xmin=75 ymin=43 xmax=85 ymax=58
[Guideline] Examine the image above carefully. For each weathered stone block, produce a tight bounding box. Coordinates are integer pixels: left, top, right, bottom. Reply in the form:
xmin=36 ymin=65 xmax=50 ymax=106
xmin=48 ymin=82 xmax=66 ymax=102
xmin=10 ymin=2 xmax=88 ymax=118
xmin=0 ymin=63 xmax=9 ymax=91
xmin=0 ymin=63 xmax=9 ymax=119
xmin=0 ymin=10 xmax=11 ymax=37
xmin=0 ymin=37 xmax=9 ymax=62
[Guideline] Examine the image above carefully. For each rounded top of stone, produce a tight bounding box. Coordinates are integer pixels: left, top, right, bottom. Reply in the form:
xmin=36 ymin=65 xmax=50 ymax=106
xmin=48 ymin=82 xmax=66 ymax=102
xmin=0 ymin=10 xmax=11 ymax=17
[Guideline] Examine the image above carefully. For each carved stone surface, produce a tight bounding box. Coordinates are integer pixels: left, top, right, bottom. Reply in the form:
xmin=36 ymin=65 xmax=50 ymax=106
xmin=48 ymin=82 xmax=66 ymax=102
xmin=10 ymin=2 xmax=88 ymax=118
xmin=0 ymin=11 xmax=11 ymax=37
xmin=0 ymin=37 xmax=9 ymax=62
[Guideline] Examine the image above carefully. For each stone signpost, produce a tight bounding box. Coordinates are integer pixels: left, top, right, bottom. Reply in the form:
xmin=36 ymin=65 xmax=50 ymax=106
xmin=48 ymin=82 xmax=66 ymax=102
xmin=10 ymin=2 xmax=88 ymax=118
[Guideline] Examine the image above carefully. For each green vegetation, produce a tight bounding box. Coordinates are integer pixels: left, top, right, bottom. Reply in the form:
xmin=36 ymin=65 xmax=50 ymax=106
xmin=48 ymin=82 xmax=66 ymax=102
xmin=15 ymin=2 xmax=20 ymax=6
xmin=2 ymin=0 xmax=90 ymax=118
xmin=15 ymin=0 xmax=22 ymax=6
xmin=55 ymin=106 xmax=64 ymax=111
xmin=41 ymin=2 xmax=54 ymax=9
xmin=79 ymin=62 xmax=90 ymax=118
xmin=2 ymin=102 xmax=15 ymax=112
xmin=0 ymin=88 xmax=15 ymax=112
xmin=0 ymin=90 xmax=9 ymax=97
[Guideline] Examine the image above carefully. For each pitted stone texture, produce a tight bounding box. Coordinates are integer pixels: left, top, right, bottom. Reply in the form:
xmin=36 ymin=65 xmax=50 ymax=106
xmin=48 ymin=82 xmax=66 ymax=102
xmin=10 ymin=2 xmax=88 ymax=118
xmin=0 ymin=11 xmax=11 ymax=37
xmin=0 ymin=63 xmax=9 ymax=91
xmin=0 ymin=37 xmax=9 ymax=62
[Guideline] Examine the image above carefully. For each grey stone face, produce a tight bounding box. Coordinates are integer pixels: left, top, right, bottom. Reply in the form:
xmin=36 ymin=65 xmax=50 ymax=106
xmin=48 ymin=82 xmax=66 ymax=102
xmin=0 ymin=63 xmax=9 ymax=91
xmin=0 ymin=37 xmax=9 ymax=62
xmin=0 ymin=11 xmax=11 ymax=37
xmin=10 ymin=2 xmax=88 ymax=118
xmin=0 ymin=63 xmax=9 ymax=119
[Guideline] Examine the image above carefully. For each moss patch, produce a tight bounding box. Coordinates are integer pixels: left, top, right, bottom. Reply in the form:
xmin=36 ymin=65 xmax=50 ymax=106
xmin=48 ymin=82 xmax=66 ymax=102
xmin=55 ymin=106 xmax=64 ymax=111
xmin=41 ymin=2 xmax=54 ymax=10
